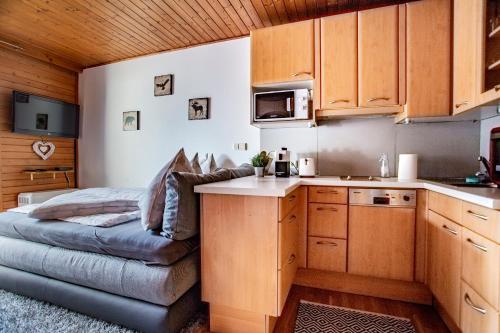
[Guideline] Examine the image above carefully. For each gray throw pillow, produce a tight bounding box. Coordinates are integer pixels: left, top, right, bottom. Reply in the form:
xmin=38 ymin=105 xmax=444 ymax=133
xmin=140 ymin=148 xmax=194 ymax=230
xmin=226 ymin=163 xmax=254 ymax=179
xmin=200 ymin=154 xmax=217 ymax=174
xmin=190 ymin=153 xmax=203 ymax=174
xmin=162 ymin=169 xmax=231 ymax=240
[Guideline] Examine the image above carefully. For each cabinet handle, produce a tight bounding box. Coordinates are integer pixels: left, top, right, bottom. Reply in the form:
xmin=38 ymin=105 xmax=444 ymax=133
xmin=464 ymin=294 xmax=487 ymax=315
xmin=288 ymin=215 xmax=297 ymax=223
xmin=495 ymin=84 xmax=500 ymax=91
xmin=316 ymin=241 xmax=338 ymax=246
xmin=316 ymin=190 xmax=338 ymax=194
xmin=317 ymin=207 xmax=338 ymax=212
xmin=442 ymin=224 xmax=458 ymax=236
xmin=291 ymin=72 xmax=312 ymax=77
xmin=367 ymin=97 xmax=390 ymax=102
xmin=467 ymin=238 xmax=488 ymax=252
xmin=329 ymin=99 xmax=350 ymax=104
xmin=466 ymin=210 xmax=488 ymax=221
xmin=288 ymin=195 xmax=296 ymax=202
xmin=455 ymin=101 xmax=469 ymax=108
xmin=287 ymin=254 xmax=296 ymax=265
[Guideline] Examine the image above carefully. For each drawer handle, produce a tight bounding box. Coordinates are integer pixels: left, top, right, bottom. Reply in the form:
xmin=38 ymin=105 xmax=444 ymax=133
xmin=288 ymin=195 xmax=297 ymax=202
xmin=316 ymin=241 xmax=338 ymax=246
xmin=288 ymin=215 xmax=297 ymax=223
xmin=287 ymin=254 xmax=296 ymax=265
xmin=367 ymin=97 xmax=390 ymax=102
xmin=466 ymin=210 xmax=488 ymax=221
xmin=464 ymin=293 xmax=487 ymax=315
xmin=466 ymin=238 xmax=488 ymax=252
xmin=329 ymin=99 xmax=350 ymax=104
xmin=442 ymin=224 xmax=458 ymax=236
xmin=317 ymin=207 xmax=338 ymax=212
xmin=291 ymin=71 xmax=312 ymax=77
xmin=316 ymin=190 xmax=338 ymax=194
xmin=455 ymin=101 xmax=469 ymax=108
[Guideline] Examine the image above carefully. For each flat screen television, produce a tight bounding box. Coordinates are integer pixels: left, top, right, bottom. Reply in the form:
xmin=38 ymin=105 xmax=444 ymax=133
xmin=12 ymin=91 xmax=79 ymax=138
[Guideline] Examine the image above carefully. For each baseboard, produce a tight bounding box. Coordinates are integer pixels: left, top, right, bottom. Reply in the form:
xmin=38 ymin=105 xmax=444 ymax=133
xmin=294 ymin=268 xmax=433 ymax=305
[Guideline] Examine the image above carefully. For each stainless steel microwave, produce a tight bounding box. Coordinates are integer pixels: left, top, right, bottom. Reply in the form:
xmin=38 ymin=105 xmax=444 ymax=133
xmin=253 ymin=89 xmax=310 ymax=122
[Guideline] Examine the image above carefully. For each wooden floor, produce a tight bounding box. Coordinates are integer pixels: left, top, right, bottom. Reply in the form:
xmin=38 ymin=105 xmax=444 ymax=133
xmin=273 ymin=285 xmax=450 ymax=333
xmin=195 ymin=285 xmax=450 ymax=332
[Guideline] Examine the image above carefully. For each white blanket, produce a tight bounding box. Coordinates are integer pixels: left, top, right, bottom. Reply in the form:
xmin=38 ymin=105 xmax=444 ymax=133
xmin=9 ymin=204 xmax=140 ymax=227
xmin=27 ymin=188 xmax=144 ymax=220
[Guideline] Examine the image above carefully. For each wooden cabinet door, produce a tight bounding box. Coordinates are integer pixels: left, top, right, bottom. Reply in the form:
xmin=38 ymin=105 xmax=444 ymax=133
xmin=406 ymin=0 xmax=451 ymax=118
xmin=358 ymin=5 xmax=399 ymax=107
xmin=453 ymin=0 xmax=480 ymax=114
xmin=251 ymin=20 xmax=314 ymax=85
xmin=320 ymin=13 xmax=358 ymax=109
xmin=427 ymin=211 xmax=462 ymax=326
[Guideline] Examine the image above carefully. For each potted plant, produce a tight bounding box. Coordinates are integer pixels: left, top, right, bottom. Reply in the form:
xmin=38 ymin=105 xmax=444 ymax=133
xmin=251 ymin=151 xmax=270 ymax=177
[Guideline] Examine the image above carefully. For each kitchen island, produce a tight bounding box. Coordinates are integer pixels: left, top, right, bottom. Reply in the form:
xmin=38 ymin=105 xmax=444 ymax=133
xmin=195 ymin=177 xmax=500 ymax=333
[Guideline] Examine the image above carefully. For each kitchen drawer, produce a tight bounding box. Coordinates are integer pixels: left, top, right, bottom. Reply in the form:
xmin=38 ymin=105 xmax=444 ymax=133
xmin=278 ymin=205 xmax=299 ymax=270
xmin=278 ymin=246 xmax=298 ymax=314
xmin=428 ymin=191 xmax=462 ymax=223
xmin=308 ymin=186 xmax=347 ymax=204
xmin=462 ymin=202 xmax=500 ymax=243
xmin=308 ymin=203 xmax=347 ymax=238
xmin=461 ymin=281 xmax=499 ymax=333
xmin=279 ymin=187 xmax=300 ymax=221
xmin=462 ymin=228 xmax=499 ymax=310
xmin=307 ymin=236 xmax=347 ymax=272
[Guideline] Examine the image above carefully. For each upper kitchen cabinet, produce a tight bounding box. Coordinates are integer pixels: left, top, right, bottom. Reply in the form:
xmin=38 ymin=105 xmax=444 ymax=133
xmin=477 ymin=0 xmax=500 ymax=106
xmin=320 ymin=13 xmax=358 ymax=109
xmin=358 ymin=5 xmax=400 ymax=108
xmin=453 ymin=0 xmax=481 ymax=114
xmin=251 ymin=20 xmax=315 ymax=86
xmin=403 ymin=0 xmax=452 ymax=119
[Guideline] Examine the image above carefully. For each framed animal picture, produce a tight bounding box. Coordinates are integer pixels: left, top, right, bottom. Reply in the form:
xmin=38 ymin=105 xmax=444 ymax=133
xmin=188 ymin=98 xmax=210 ymax=120
xmin=154 ymin=74 xmax=173 ymax=96
xmin=123 ymin=111 xmax=140 ymax=131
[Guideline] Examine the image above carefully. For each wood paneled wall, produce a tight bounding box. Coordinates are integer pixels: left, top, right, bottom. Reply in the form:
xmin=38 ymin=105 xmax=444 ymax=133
xmin=0 ymin=48 xmax=77 ymax=210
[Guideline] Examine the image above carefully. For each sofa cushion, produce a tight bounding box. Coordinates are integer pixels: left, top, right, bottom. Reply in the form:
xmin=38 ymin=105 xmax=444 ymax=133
xmin=226 ymin=163 xmax=254 ymax=179
xmin=200 ymin=154 xmax=217 ymax=174
xmin=140 ymin=148 xmax=194 ymax=230
xmin=163 ymin=169 xmax=231 ymax=240
xmin=190 ymin=153 xmax=203 ymax=174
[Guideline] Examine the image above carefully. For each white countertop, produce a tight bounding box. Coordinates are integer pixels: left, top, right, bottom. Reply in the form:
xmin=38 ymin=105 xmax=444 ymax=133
xmin=194 ymin=176 xmax=500 ymax=209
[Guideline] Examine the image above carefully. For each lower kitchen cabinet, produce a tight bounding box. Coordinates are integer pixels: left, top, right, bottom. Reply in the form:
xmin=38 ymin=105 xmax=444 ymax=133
xmin=307 ymin=236 xmax=347 ymax=272
xmin=461 ymin=281 xmax=499 ymax=333
xmin=427 ymin=210 xmax=462 ymax=326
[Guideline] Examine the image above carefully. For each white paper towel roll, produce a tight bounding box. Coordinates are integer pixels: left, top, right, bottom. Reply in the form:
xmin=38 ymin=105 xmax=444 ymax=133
xmin=398 ymin=154 xmax=418 ymax=180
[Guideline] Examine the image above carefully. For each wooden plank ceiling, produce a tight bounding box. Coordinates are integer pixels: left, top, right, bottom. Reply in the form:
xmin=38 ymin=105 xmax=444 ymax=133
xmin=0 ymin=0 xmax=408 ymax=71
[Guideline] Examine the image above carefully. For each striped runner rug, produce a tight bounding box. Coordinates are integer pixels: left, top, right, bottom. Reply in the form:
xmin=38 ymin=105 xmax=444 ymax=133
xmin=294 ymin=300 xmax=417 ymax=333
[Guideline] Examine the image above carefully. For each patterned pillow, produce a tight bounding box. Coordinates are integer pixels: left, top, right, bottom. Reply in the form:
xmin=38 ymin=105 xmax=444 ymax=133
xmin=190 ymin=153 xmax=203 ymax=174
xmin=139 ymin=148 xmax=194 ymax=230
xmin=200 ymin=154 xmax=217 ymax=174
xmin=162 ymin=169 xmax=231 ymax=240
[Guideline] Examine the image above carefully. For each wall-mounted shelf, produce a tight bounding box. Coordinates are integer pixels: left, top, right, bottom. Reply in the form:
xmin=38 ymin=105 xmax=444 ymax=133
xmin=488 ymin=59 xmax=500 ymax=71
xmin=23 ymin=169 xmax=74 ymax=187
xmin=489 ymin=25 xmax=500 ymax=39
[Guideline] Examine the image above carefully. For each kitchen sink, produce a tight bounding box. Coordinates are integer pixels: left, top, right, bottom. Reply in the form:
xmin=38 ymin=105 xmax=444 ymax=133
xmin=340 ymin=176 xmax=381 ymax=181
xmin=449 ymin=183 xmax=498 ymax=188
xmin=424 ymin=178 xmax=498 ymax=188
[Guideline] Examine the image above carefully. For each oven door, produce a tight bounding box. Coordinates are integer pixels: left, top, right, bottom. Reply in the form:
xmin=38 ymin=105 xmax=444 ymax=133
xmin=254 ymin=91 xmax=294 ymax=120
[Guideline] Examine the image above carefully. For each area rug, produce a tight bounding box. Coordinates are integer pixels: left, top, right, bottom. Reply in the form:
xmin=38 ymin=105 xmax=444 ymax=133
xmin=294 ymin=300 xmax=417 ymax=333
xmin=0 ymin=289 xmax=208 ymax=333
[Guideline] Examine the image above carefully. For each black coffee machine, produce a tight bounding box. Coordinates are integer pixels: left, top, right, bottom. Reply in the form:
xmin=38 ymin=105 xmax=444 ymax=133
xmin=490 ymin=127 xmax=500 ymax=185
xmin=275 ymin=147 xmax=290 ymax=178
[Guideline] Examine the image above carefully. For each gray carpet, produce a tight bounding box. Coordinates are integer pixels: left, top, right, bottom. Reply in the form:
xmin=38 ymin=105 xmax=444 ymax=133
xmin=0 ymin=289 xmax=208 ymax=333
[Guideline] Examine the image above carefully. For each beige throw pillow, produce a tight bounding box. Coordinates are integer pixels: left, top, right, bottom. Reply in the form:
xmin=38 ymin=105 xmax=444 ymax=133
xmin=190 ymin=153 xmax=203 ymax=174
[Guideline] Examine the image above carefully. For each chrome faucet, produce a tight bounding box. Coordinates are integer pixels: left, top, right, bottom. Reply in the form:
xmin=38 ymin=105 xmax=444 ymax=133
xmin=478 ymin=156 xmax=493 ymax=181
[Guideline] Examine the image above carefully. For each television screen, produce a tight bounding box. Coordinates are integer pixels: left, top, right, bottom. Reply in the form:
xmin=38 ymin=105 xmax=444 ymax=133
xmin=12 ymin=91 xmax=79 ymax=138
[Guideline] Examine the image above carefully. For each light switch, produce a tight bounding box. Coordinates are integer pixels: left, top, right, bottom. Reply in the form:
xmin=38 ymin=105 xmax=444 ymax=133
xmin=233 ymin=143 xmax=247 ymax=151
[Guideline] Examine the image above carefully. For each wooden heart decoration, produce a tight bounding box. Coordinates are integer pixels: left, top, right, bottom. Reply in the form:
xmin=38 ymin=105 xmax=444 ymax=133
xmin=32 ymin=141 xmax=55 ymax=160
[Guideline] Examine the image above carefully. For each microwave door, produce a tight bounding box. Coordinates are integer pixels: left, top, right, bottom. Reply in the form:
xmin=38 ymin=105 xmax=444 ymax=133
xmin=255 ymin=91 xmax=295 ymax=120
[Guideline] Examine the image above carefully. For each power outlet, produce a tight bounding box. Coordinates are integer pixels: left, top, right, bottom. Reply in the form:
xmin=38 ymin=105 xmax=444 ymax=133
xmin=233 ymin=143 xmax=247 ymax=151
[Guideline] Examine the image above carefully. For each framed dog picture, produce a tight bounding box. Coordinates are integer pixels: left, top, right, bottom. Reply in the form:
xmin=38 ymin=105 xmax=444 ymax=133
xmin=154 ymin=74 xmax=173 ymax=96
xmin=188 ymin=98 xmax=210 ymax=120
xmin=123 ymin=111 xmax=140 ymax=131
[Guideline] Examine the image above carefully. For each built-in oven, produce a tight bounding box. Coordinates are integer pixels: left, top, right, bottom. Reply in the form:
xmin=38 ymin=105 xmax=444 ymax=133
xmin=253 ymin=89 xmax=310 ymax=122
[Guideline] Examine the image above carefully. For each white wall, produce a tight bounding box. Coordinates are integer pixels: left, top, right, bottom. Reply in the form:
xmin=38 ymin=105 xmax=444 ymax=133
xmin=79 ymin=38 xmax=259 ymax=188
